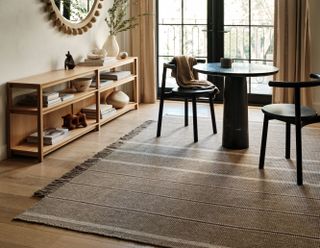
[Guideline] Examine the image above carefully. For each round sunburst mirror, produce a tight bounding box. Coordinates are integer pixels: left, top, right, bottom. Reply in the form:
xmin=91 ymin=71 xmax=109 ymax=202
xmin=43 ymin=0 xmax=104 ymax=35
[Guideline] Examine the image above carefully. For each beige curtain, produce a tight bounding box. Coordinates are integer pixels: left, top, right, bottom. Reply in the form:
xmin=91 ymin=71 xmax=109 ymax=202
xmin=273 ymin=0 xmax=312 ymax=106
xmin=130 ymin=0 xmax=157 ymax=103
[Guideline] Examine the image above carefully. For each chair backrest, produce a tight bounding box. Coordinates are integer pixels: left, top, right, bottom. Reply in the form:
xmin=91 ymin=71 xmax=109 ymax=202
xmin=160 ymin=58 xmax=206 ymax=92
xmin=268 ymin=74 xmax=320 ymax=124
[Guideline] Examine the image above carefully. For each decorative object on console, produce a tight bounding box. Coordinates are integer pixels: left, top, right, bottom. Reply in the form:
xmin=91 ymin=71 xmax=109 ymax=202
xmin=62 ymin=112 xmax=88 ymax=130
xmin=103 ymin=35 xmax=120 ymax=57
xmin=65 ymin=51 xmax=75 ymax=70
xmin=104 ymin=0 xmax=145 ymax=56
xmin=72 ymin=77 xmax=92 ymax=92
xmin=106 ymin=90 xmax=129 ymax=109
xmin=220 ymin=58 xmax=233 ymax=68
xmin=92 ymin=48 xmax=107 ymax=58
xmin=119 ymin=51 xmax=128 ymax=59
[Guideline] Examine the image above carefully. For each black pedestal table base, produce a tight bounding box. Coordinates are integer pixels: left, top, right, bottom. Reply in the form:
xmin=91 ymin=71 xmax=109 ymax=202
xmin=223 ymin=76 xmax=249 ymax=149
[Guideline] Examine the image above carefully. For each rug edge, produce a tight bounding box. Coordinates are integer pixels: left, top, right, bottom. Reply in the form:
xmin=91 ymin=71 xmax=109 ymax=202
xmin=33 ymin=120 xmax=155 ymax=198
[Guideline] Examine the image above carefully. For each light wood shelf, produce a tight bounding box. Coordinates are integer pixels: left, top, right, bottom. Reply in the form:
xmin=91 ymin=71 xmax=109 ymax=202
xmin=100 ymin=102 xmax=138 ymax=125
xmin=7 ymin=57 xmax=139 ymax=161
xmin=99 ymin=75 xmax=136 ymax=93
xmin=11 ymin=119 xmax=98 ymax=156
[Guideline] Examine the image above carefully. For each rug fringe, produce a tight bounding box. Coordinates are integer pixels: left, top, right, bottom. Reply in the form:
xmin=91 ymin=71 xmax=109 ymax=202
xmin=33 ymin=120 xmax=155 ymax=198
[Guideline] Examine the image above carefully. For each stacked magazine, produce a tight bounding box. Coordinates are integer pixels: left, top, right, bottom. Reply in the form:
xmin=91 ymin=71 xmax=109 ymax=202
xmin=26 ymin=128 xmax=69 ymax=145
xmin=90 ymin=79 xmax=114 ymax=88
xmin=82 ymin=104 xmax=116 ymax=119
xmin=18 ymin=91 xmax=62 ymax=107
xmin=100 ymin=71 xmax=131 ymax=80
xmin=78 ymin=57 xmax=117 ymax=66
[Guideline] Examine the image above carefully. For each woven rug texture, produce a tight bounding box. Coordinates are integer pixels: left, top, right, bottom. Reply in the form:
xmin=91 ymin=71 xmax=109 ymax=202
xmin=15 ymin=117 xmax=320 ymax=248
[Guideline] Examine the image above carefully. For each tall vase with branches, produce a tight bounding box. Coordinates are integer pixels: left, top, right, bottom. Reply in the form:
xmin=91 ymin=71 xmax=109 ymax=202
xmin=103 ymin=0 xmax=139 ymax=57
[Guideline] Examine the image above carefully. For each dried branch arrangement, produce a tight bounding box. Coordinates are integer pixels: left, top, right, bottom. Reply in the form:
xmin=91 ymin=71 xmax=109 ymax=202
xmin=105 ymin=0 xmax=145 ymax=35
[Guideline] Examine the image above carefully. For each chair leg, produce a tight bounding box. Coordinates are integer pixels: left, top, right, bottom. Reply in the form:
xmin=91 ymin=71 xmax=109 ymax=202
xmin=285 ymin=122 xmax=291 ymax=159
xmin=209 ymin=94 xmax=217 ymax=134
xmin=295 ymin=124 xmax=303 ymax=185
xmin=192 ymin=96 xmax=198 ymax=142
xmin=259 ymin=116 xmax=269 ymax=169
xmin=156 ymin=96 xmax=165 ymax=137
xmin=184 ymin=98 xmax=189 ymax=126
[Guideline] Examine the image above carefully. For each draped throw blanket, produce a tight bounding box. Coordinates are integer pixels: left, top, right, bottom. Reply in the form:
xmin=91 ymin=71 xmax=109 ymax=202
xmin=171 ymin=56 xmax=215 ymax=89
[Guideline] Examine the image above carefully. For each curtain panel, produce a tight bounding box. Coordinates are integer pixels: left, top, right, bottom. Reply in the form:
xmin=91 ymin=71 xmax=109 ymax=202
xmin=130 ymin=0 xmax=157 ymax=103
xmin=273 ymin=0 xmax=312 ymax=106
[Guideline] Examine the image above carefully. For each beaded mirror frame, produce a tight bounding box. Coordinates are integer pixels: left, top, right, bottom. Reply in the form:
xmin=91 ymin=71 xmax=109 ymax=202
xmin=43 ymin=0 xmax=104 ymax=35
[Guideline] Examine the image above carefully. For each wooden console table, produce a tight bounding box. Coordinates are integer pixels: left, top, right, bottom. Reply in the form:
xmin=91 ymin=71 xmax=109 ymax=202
xmin=7 ymin=57 xmax=139 ymax=161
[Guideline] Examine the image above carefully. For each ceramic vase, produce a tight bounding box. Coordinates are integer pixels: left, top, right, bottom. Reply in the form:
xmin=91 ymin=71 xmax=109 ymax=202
xmin=106 ymin=90 xmax=129 ymax=109
xmin=103 ymin=35 xmax=119 ymax=57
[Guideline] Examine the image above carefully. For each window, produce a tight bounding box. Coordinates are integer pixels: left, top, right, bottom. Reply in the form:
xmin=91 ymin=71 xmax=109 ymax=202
xmin=224 ymin=0 xmax=274 ymax=95
xmin=157 ymin=0 xmax=275 ymax=103
xmin=157 ymin=0 xmax=208 ymax=88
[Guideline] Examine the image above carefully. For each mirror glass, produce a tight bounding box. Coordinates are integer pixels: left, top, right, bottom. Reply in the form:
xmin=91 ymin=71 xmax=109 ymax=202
xmin=54 ymin=0 xmax=95 ymax=23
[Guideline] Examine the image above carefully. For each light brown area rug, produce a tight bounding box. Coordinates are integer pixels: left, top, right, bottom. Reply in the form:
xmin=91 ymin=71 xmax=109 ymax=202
xmin=15 ymin=117 xmax=320 ymax=248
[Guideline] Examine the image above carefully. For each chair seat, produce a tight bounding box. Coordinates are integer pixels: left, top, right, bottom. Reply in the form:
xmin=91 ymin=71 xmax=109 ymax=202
xmin=262 ymin=104 xmax=317 ymax=120
xmin=172 ymin=86 xmax=219 ymax=96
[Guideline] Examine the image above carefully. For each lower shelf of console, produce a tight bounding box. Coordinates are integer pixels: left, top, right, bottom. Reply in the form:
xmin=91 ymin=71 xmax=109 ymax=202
xmin=10 ymin=103 xmax=138 ymax=158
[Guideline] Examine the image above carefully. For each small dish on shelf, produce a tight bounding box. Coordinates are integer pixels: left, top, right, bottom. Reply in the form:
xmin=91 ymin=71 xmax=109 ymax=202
xmin=72 ymin=77 xmax=92 ymax=92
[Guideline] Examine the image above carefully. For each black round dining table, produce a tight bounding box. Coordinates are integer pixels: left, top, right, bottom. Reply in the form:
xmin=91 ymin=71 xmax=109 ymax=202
xmin=194 ymin=62 xmax=279 ymax=149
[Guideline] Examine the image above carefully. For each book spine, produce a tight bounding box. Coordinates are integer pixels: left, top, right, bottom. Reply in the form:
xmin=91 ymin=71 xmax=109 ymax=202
xmin=43 ymin=93 xmax=59 ymax=101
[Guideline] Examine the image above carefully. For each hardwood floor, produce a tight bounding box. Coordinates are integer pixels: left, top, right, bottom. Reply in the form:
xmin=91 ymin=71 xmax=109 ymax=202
xmin=0 ymin=102 xmax=264 ymax=248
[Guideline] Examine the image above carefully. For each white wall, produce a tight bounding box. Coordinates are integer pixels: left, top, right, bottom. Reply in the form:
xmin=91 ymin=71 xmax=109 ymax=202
xmin=310 ymin=0 xmax=320 ymax=111
xmin=0 ymin=0 xmax=113 ymax=160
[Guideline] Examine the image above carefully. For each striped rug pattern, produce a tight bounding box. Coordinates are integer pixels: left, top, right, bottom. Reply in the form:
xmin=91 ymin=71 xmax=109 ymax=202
xmin=15 ymin=118 xmax=320 ymax=248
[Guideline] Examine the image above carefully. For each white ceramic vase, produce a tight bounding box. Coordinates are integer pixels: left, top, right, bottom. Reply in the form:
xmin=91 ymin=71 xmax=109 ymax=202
xmin=103 ymin=35 xmax=119 ymax=57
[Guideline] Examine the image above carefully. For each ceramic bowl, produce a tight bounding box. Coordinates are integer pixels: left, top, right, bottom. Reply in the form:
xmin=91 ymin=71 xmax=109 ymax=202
xmin=73 ymin=77 xmax=92 ymax=92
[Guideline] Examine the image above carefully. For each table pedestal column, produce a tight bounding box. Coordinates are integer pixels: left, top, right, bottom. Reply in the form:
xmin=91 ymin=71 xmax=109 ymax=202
xmin=222 ymin=76 xmax=249 ymax=149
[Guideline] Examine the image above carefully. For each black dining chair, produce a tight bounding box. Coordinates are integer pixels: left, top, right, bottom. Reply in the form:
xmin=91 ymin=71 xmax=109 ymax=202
xmin=156 ymin=59 xmax=220 ymax=142
xmin=259 ymin=73 xmax=320 ymax=185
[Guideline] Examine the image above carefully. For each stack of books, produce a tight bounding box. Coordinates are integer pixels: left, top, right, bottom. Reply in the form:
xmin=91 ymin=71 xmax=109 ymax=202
xmin=59 ymin=93 xmax=75 ymax=101
xmin=26 ymin=128 xmax=69 ymax=145
xmin=78 ymin=57 xmax=117 ymax=67
xmin=43 ymin=92 xmax=62 ymax=107
xmin=18 ymin=91 xmax=62 ymax=107
xmin=90 ymin=79 xmax=114 ymax=88
xmin=82 ymin=104 xmax=116 ymax=119
xmin=100 ymin=71 xmax=131 ymax=80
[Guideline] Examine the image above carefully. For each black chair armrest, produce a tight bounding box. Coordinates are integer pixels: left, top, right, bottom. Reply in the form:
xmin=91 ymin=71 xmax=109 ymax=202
xmin=269 ymin=80 xmax=320 ymax=88
xmin=310 ymin=73 xmax=320 ymax=79
xmin=164 ymin=63 xmax=176 ymax=70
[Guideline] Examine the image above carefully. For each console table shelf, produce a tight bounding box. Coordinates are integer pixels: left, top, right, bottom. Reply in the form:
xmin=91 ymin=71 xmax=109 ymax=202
xmin=7 ymin=57 xmax=139 ymax=161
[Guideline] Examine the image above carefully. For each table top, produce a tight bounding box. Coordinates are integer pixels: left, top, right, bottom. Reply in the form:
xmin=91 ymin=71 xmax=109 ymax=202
xmin=194 ymin=62 xmax=279 ymax=77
